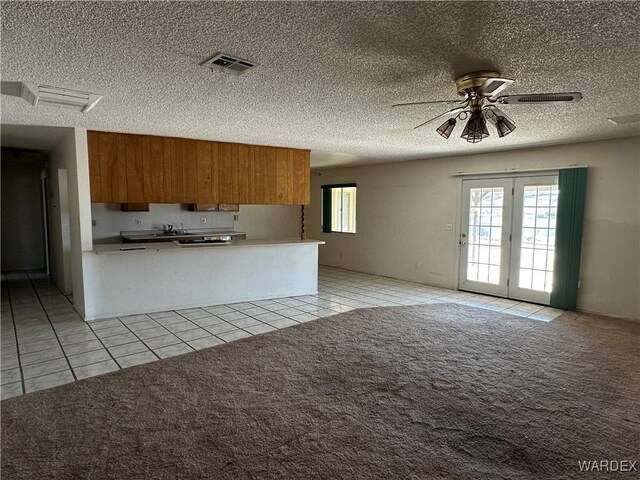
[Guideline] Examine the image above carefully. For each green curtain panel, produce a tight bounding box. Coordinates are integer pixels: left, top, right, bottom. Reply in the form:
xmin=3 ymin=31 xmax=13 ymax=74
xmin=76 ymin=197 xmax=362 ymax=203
xmin=321 ymin=186 xmax=333 ymax=233
xmin=550 ymin=168 xmax=588 ymax=311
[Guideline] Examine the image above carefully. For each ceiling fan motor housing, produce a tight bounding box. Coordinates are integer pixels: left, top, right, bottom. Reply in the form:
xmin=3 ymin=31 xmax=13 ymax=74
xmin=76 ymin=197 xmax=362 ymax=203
xmin=455 ymin=71 xmax=502 ymax=97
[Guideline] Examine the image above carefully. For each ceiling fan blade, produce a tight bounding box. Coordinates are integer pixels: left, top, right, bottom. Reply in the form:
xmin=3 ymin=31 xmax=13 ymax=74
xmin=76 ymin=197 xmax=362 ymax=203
xmin=413 ymin=107 xmax=465 ymax=130
xmin=479 ymin=77 xmax=515 ymax=99
xmin=496 ymin=92 xmax=583 ymax=105
xmin=392 ymin=99 xmax=461 ymax=107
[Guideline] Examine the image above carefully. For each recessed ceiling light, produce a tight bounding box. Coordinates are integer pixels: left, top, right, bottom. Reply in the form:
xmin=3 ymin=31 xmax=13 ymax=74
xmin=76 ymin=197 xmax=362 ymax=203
xmin=0 ymin=81 xmax=102 ymax=113
xmin=607 ymin=114 xmax=640 ymax=125
xmin=200 ymin=52 xmax=258 ymax=76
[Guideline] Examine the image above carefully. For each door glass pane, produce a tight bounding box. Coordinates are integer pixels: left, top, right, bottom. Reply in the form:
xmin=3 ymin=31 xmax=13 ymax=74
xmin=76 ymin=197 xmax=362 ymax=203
xmin=518 ymin=184 xmax=558 ymax=292
xmin=466 ymin=187 xmax=503 ymax=285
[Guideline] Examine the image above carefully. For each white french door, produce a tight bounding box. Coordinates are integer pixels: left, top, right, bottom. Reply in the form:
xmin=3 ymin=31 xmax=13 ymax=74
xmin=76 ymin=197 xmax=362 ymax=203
xmin=459 ymin=178 xmax=513 ymax=297
xmin=458 ymin=175 xmax=559 ymax=304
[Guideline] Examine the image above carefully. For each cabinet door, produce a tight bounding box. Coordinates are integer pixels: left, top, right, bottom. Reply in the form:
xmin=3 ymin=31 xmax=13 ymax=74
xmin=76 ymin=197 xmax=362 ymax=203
xmin=99 ymin=132 xmax=118 ymax=203
xmin=87 ymin=131 xmax=102 ymax=202
xmin=196 ymin=141 xmax=221 ymax=203
xmin=97 ymin=132 xmax=127 ymax=203
xmin=184 ymin=139 xmax=198 ymax=203
xmin=249 ymin=145 xmax=265 ymax=204
xmin=237 ymin=144 xmax=251 ymax=204
xmin=143 ymin=136 xmax=165 ymax=203
xmin=210 ymin=141 xmax=220 ymax=203
xmin=112 ymin=134 xmax=128 ymax=203
xmin=219 ymin=142 xmax=239 ymax=204
xmin=291 ymin=149 xmax=310 ymax=205
xmin=263 ymin=146 xmax=278 ymax=204
xmin=162 ymin=137 xmax=172 ymax=203
xmin=169 ymin=138 xmax=185 ymax=203
xmin=250 ymin=145 xmax=277 ymax=204
xmin=275 ymin=147 xmax=294 ymax=204
xmin=171 ymin=138 xmax=198 ymax=203
xmin=125 ymin=134 xmax=145 ymax=203
xmin=196 ymin=140 xmax=212 ymax=204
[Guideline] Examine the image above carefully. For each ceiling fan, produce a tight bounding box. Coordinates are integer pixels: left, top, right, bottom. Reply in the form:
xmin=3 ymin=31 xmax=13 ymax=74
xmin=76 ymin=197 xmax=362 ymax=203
xmin=393 ymin=71 xmax=582 ymax=143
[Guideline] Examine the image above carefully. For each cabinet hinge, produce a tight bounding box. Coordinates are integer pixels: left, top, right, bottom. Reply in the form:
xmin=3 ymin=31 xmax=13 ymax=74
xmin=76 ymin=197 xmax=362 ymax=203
xmin=509 ymin=233 xmax=512 ymax=242
xmin=507 ymin=279 xmax=510 ymax=287
xmin=511 ymin=187 xmax=514 ymax=195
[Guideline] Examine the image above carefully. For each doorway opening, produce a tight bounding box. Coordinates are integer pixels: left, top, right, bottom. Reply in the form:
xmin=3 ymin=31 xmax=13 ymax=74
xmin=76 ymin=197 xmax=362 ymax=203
xmin=1 ymin=148 xmax=49 ymax=274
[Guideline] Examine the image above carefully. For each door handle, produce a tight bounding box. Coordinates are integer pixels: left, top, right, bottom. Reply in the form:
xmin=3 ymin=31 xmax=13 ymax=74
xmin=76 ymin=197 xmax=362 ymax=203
xmin=459 ymin=233 xmax=467 ymax=246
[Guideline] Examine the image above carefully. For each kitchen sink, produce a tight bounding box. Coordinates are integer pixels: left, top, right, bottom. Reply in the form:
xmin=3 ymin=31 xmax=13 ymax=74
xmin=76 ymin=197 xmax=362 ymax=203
xmin=176 ymin=239 xmax=230 ymax=245
xmin=152 ymin=232 xmax=196 ymax=237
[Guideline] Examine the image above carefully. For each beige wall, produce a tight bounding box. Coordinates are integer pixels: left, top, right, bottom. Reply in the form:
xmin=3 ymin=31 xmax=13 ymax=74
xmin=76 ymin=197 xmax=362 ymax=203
xmin=309 ymin=136 xmax=640 ymax=320
xmin=235 ymin=205 xmax=301 ymax=240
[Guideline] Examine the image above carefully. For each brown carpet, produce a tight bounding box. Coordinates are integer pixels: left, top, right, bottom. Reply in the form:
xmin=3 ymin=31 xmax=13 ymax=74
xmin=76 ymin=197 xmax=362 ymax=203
xmin=2 ymin=303 xmax=639 ymax=479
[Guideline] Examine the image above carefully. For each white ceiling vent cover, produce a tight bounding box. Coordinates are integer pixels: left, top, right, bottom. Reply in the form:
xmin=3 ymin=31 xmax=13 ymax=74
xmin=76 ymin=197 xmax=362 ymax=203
xmin=200 ymin=53 xmax=258 ymax=75
xmin=21 ymin=83 xmax=102 ymax=113
xmin=607 ymin=114 xmax=640 ymax=125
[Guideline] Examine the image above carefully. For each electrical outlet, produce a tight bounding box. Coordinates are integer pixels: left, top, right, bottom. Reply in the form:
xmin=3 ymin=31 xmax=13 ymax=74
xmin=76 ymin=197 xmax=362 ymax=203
xmin=445 ymin=224 xmax=453 ymax=231
xmin=233 ymin=214 xmax=239 ymax=221
xmin=200 ymin=217 xmax=207 ymax=224
xmin=134 ymin=218 xmax=143 ymax=226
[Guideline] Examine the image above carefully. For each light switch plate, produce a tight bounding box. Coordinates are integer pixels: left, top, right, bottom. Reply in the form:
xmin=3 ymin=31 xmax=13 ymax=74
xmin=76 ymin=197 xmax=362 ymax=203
xmin=200 ymin=217 xmax=207 ymax=224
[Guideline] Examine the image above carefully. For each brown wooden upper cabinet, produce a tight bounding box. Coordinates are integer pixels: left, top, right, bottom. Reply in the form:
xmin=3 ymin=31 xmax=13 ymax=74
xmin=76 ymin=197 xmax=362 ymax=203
xmin=87 ymin=131 xmax=310 ymax=205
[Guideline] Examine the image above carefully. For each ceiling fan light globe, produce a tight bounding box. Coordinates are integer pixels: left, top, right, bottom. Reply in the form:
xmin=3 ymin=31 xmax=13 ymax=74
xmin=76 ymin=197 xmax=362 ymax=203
xmin=436 ymin=118 xmax=456 ymax=139
xmin=495 ymin=117 xmax=516 ymax=137
xmin=460 ymin=111 xmax=489 ymax=143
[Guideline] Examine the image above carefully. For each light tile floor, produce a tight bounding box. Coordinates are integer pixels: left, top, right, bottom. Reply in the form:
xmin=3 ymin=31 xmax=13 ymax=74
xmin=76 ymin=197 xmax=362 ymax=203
xmin=0 ymin=267 xmax=563 ymax=399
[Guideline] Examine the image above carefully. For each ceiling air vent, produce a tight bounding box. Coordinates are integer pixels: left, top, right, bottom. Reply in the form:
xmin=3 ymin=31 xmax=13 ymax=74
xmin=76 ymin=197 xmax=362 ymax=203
xmin=607 ymin=114 xmax=640 ymax=125
xmin=0 ymin=81 xmax=102 ymax=113
xmin=200 ymin=53 xmax=258 ymax=76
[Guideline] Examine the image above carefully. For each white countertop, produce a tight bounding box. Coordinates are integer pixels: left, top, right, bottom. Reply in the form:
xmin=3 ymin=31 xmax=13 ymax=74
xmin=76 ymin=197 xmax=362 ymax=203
xmin=92 ymin=238 xmax=325 ymax=254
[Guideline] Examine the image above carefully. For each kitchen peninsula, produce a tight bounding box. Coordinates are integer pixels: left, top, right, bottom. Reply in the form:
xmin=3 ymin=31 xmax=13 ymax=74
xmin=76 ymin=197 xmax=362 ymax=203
xmin=84 ymin=130 xmax=320 ymax=321
xmin=83 ymin=238 xmax=323 ymax=320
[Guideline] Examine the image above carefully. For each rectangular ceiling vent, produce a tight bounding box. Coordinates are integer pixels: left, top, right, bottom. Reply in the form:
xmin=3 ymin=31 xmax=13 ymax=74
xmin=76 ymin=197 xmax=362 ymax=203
xmin=200 ymin=53 xmax=258 ymax=76
xmin=21 ymin=83 xmax=102 ymax=113
xmin=607 ymin=114 xmax=640 ymax=125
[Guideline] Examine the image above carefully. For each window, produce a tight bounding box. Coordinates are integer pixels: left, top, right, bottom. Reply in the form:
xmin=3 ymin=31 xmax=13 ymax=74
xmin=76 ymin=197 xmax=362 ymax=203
xmin=322 ymin=184 xmax=356 ymax=233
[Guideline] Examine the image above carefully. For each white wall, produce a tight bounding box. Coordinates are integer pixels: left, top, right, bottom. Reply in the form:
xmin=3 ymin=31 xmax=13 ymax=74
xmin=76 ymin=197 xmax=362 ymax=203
xmin=309 ymin=136 xmax=640 ymax=320
xmin=52 ymin=128 xmax=94 ymax=317
xmin=46 ymin=128 xmax=88 ymax=304
xmin=91 ymin=204 xmax=235 ymax=243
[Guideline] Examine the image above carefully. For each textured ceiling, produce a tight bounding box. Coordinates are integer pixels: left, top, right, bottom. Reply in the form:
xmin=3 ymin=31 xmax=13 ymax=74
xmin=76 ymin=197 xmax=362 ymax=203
xmin=1 ymin=1 xmax=639 ymax=168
